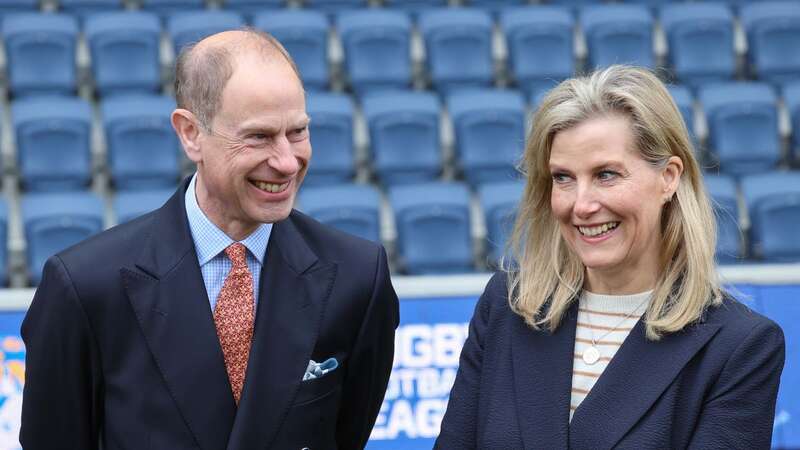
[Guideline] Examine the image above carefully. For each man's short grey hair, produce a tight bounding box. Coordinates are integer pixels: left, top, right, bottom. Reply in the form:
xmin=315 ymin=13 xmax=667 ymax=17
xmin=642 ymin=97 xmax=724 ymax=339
xmin=174 ymin=28 xmax=302 ymax=130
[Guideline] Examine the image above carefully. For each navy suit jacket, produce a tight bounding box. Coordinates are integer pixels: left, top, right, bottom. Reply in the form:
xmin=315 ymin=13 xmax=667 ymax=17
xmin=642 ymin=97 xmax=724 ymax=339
xmin=20 ymin=178 xmax=399 ymax=450
xmin=436 ymin=272 xmax=785 ymax=450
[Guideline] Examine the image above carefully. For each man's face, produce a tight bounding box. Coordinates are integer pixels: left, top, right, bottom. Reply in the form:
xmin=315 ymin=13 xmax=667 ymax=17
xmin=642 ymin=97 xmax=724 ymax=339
xmin=193 ymin=55 xmax=311 ymax=239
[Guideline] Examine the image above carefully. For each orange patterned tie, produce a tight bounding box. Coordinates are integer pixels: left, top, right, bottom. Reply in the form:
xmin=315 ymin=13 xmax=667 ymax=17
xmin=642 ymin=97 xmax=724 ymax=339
xmin=213 ymin=243 xmax=255 ymax=405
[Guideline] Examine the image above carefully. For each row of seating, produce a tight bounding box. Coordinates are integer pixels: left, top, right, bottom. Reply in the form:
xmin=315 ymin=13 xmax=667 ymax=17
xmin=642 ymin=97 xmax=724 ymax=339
xmin=5 ymin=168 xmax=797 ymax=285
xmin=4 ymin=81 xmax=799 ymax=193
xmin=2 ymin=2 xmax=799 ymax=97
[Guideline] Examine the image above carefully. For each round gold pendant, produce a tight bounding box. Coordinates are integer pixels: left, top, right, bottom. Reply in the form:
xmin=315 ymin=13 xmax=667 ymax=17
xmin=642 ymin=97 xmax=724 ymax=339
xmin=582 ymin=346 xmax=600 ymax=365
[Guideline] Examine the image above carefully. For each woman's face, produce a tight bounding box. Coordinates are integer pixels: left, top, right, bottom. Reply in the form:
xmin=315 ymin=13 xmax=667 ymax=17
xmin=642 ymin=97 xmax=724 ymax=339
xmin=548 ymin=115 xmax=682 ymax=293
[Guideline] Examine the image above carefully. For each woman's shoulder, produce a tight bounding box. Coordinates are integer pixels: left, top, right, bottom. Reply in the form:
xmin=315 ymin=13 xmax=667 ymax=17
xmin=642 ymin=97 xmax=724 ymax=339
xmin=703 ymin=292 xmax=784 ymax=346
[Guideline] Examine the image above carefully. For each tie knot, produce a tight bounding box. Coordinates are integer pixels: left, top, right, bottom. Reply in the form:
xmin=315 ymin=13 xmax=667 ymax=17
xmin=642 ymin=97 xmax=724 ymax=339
xmin=224 ymin=243 xmax=248 ymax=268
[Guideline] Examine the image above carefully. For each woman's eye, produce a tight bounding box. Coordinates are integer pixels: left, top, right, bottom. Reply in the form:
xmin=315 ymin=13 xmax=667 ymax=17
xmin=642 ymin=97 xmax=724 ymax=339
xmin=551 ymin=173 xmax=571 ymax=183
xmin=598 ymin=170 xmax=618 ymax=181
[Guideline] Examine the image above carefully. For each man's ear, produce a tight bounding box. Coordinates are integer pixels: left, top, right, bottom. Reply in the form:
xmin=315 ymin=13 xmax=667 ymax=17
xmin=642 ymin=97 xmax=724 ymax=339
xmin=171 ymin=109 xmax=203 ymax=163
xmin=662 ymin=155 xmax=684 ymax=201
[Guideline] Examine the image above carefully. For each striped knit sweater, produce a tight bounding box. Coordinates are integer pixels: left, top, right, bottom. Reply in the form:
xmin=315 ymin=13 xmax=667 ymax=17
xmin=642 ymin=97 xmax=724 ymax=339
xmin=570 ymin=290 xmax=652 ymax=421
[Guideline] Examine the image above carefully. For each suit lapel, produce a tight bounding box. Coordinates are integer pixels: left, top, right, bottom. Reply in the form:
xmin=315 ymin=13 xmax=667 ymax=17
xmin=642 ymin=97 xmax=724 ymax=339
xmin=512 ymin=301 xmax=578 ymax=450
xmin=226 ymin=215 xmax=337 ymax=450
xmin=569 ymin=317 xmax=722 ymax=449
xmin=121 ymin=179 xmax=236 ymax=450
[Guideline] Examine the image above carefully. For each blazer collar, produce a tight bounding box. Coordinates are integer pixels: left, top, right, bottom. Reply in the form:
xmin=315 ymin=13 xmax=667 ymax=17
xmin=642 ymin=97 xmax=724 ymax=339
xmin=511 ymin=299 xmax=722 ymax=450
xmin=122 ymin=179 xmax=336 ymax=450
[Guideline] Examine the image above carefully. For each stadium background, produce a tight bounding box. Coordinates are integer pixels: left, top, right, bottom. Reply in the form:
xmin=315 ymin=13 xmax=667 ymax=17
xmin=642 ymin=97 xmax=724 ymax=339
xmin=0 ymin=0 xmax=796 ymax=448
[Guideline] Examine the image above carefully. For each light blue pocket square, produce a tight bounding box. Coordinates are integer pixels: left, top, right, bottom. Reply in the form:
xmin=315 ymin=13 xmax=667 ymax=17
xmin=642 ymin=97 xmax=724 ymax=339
xmin=303 ymin=357 xmax=338 ymax=381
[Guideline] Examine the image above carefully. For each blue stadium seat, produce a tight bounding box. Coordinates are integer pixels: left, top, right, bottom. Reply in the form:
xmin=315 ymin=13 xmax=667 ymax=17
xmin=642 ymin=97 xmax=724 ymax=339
xmin=114 ymin=189 xmax=174 ymax=224
xmin=382 ymin=0 xmax=447 ymax=13
xmin=59 ymin=0 xmax=123 ymax=19
xmin=254 ymin=10 xmax=329 ymax=90
xmin=758 ymin=289 xmax=800 ymax=449
xmin=22 ymin=191 xmax=105 ymax=285
xmin=140 ymin=0 xmax=204 ymax=18
xmin=419 ymin=8 xmax=494 ymax=92
xmin=362 ymin=90 xmax=441 ymax=185
xmin=741 ymin=1 xmax=800 ymax=85
xmin=0 ymin=0 xmax=38 ymax=15
xmin=581 ymin=4 xmax=655 ymax=70
xmin=3 ymin=13 xmax=79 ymax=96
xmin=667 ymin=84 xmax=697 ymax=146
xmin=700 ymin=82 xmax=780 ymax=175
xmin=86 ymin=12 xmax=162 ymax=96
xmin=337 ymin=9 xmax=412 ymax=94
xmin=390 ymin=182 xmax=473 ymax=274
xmin=741 ymin=171 xmax=800 ymax=261
xmin=12 ymin=96 xmax=92 ymax=191
xmin=305 ymin=92 xmax=355 ymax=184
xmin=548 ymin=0 xmax=602 ymax=7
xmin=303 ymin=0 xmax=367 ymax=13
xmin=501 ymin=6 xmax=574 ymax=101
xmin=623 ymin=0 xmax=672 ymax=6
xmin=785 ymin=81 xmax=800 ymax=163
xmin=0 ymin=200 xmax=8 ymax=286
xmin=661 ymin=3 xmax=736 ymax=87
xmin=299 ymin=183 xmax=382 ymax=242
xmin=704 ymin=173 xmax=742 ymax=262
xmin=223 ymin=0 xmax=284 ymax=18
xmin=448 ymin=89 xmax=526 ymax=185
xmin=169 ymin=11 xmax=245 ymax=56
xmin=101 ymin=95 xmax=180 ymax=191
xmin=479 ymin=180 xmax=523 ymax=266
xmin=467 ymin=0 xmax=526 ymax=13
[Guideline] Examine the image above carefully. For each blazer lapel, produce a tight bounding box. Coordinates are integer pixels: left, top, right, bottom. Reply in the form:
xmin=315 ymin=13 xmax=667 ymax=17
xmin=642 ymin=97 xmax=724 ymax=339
xmin=225 ymin=214 xmax=337 ymax=450
xmin=569 ymin=317 xmax=722 ymax=449
xmin=121 ymin=179 xmax=236 ymax=450
xmin=512 ymin=301 xmax=578 ymax=450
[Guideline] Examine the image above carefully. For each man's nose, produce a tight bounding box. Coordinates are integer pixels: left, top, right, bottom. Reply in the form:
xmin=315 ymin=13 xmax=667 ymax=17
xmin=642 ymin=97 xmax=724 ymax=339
xmin=267 ymin=137 xmax=300 ymax=175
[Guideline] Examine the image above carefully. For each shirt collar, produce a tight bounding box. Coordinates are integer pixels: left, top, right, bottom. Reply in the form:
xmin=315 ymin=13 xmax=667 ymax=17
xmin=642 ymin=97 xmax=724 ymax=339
xmin=185 ymin=173 xmax=272 ymax=266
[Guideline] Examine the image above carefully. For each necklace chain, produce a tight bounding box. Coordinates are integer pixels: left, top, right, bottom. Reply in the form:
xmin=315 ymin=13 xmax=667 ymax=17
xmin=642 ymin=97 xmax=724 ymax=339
xmin=585 ymin=296 xmax=650 ymax=346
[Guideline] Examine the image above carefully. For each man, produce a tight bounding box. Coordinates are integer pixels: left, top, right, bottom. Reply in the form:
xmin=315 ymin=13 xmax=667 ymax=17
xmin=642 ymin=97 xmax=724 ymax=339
xmin=21 ymin=29 xmax=398 ymax=450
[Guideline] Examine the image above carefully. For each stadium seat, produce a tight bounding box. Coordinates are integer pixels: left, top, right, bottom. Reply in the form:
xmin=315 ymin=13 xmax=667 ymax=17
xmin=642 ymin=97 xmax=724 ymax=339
xmin=419 ymin=8 xmax=494 ymax=92
xmin=59 ymin=0 xmax=123 ymax=19
xmin=382 ymin=0 xmax=447 ymax=13
xmin=548 ymin=0 xmax=602 ymax=7
xmin=479 ymin=180 xmax=523 ymax=266
xmin=581 ymin=4 xmax=655 ymax=70
xmin=303 ymin=0 xmax=367 ymax=13
xmin=704 ymin=173 xmax=742 ymax=262
xmin=337 ymin=9 xmax=412 ymax=94
xmin=223 ymin=0 xmax=284 ymax=18
xmin=3 ymin=13 xmax=79 ymax=96
xmin=700 ymin=82 xmax=780 ymax=175
xmin=741 ymin=1 xmax=800 ymax=85
xmin=22 ymin=191 xmax=105 ymax=285
xmin=12 ymin=96 xmax=92 ymax=191
xmin=362 ymin=90 xmax=442 ymax=185
xmin=253 ymin=10 xmax=329 ymax=90
xmin=390 ymin=182 xmax=474 ymax=274
xmin=298 ymin=183 xmax=382 ymax=243
xmin=448 ymin=89 xmax=526 ymax=185
xmin=86 ymin=12 xmax=162 ymax=96
xmin=501 ymin=6 xmax=575 ymax=101
xmin=0 ymin=0 xmax=38 ymax=15
xmin=114 ymin=189 xmax=174 ymax=224
xmin=661 ymin=3 xmax=736 ymax=87
xmin=305 ymin=92 xmax=355 ymax=184
xmin=0 ymin=200 xmax=8 ymax=286
xmin=758 ymin=288 xmax=800 ymax=449
xmin=140 ymin=0 xmax=204 ymax=18
xmin=169 ymin=11 xmax=245 ymax=56
xmin=467 ymin=0 xmax=526 ymax=13
xmin=667 ymin=84 xmax=697 ymax=147
xmin=741 ymin=171 xmax=800 ymax=261
xmin=785 ymin=81 xmax=800 ymax=163
xmin=101 ymin=95 xmax=180 ymax=190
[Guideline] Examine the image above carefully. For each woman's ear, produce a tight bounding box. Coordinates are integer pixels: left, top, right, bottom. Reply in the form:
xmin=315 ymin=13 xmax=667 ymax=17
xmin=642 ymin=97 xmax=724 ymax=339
xmin=171 ymin=109 xmax=203 ymax=164
xmin=661 ymin=156 xmax=684 ymax=203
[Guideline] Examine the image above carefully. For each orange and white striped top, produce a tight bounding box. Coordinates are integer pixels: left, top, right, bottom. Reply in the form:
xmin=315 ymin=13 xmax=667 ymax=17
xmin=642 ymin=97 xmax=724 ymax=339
xmin=569 ymin=290 xmax=652 ymax=421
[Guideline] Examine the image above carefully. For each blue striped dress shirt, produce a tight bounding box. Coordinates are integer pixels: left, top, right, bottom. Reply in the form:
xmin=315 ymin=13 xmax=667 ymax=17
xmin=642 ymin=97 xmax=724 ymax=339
xmin=184 ymin=174 xmax=272 ymax=311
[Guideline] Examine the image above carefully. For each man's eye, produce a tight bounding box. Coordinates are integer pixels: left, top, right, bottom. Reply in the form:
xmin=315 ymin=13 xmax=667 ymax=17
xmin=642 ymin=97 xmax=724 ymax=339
xmin=291 ymin=126 xmax=308 ymax=136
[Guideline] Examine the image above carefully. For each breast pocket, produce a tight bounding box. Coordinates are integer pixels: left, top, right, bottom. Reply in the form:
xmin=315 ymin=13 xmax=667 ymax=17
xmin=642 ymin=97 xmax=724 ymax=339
xmin=293 ymin=363 xmax=345 ymax=406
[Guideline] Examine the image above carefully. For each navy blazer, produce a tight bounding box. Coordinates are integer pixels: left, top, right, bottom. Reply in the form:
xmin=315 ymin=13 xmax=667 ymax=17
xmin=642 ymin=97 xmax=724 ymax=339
xmin=436 ymin=272 xmax=785 ymax=450
xmin=21 ymin=178 xmax=399 ymax=450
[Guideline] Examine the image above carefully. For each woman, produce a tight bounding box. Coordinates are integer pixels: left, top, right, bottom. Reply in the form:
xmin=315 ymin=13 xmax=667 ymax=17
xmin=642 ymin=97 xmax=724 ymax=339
xmin=435 ymin=66 xmax=785 ymax=449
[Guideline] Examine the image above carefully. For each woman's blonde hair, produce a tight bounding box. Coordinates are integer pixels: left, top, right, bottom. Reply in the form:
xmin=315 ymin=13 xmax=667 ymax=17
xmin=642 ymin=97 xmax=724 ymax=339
xmin=505 ymin=65 xmax=722 ymax=340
